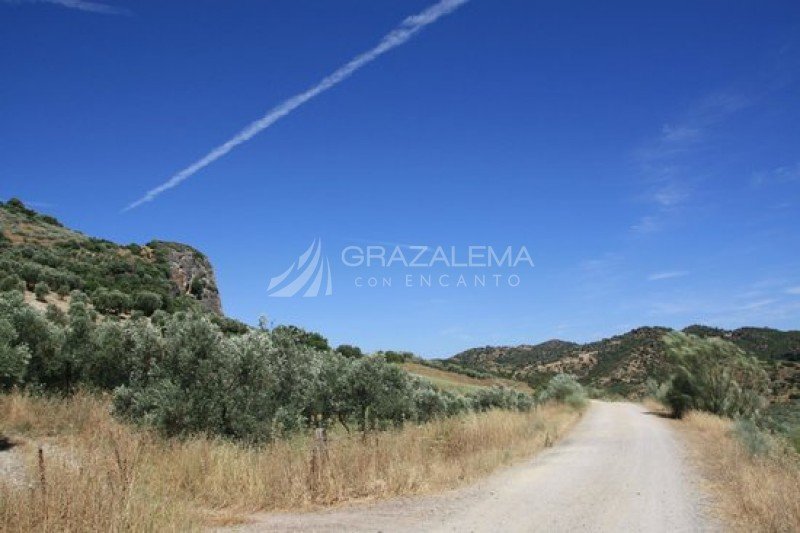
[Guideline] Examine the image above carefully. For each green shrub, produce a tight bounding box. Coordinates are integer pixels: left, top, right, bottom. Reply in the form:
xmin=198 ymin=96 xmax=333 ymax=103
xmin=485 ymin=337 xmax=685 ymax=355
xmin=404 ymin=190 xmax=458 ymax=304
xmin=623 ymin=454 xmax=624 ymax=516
xmin=114 ymin=315 xmax=329 ymax=440
xmin=0 ymin=291 xmax=67 ymax=389
xmin=45 ymin=304 xmax=67 ymax=325
xmin=0 ymin=275 xmax=24 ymax=293
xmin=133 ymin=291 xmax=162 ymax=316
xmin=335 ymin=344 xmax=363 ymax=359
xmin=468 ymin=386 xmax=534 ymax=412
xmin=34 ymin=281 xmax=50 ymax=302
xmin=0 ymin=318 xmax=31 ymax=388
xmin=732 ymin=418 xmax=772 ymax=456
xmin=271 ymin=325 xmax=330 ymax=352
xmin=92 ymin=288 xmax=132 ymax=315
xmin=342 ymin=357 xmax=415 ymax=430
xmin=663 ymin=332 xmax=769 ymax=419
xmin=20 ymin=263 xmax=42 ymax=289
xmin=645 ymin=377 xmax=669 ymax=403
xmin=380 ymin=350 xmax=414 ymax=364
xmin=539 ymin=373 xmax=587 ymax=408
xmin=787 ymin=426 xmax=800 ymax=454
xmin=56 ymin=284 xmax=70 ymax=300
xmin=113 ymin=314 xmax=235 ymax=437
xmin=210 ymin=315 xmax=250 ymax=335
xmin=189 ymin=277 xmax=205 ymax=298
xmin=412 ymin=383 xmax=450 ymax=422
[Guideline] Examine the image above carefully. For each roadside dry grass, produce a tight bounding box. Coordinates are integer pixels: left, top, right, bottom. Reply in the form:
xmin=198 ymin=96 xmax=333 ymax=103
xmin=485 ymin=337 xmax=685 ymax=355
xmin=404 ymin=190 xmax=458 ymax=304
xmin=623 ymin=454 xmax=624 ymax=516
xmin=651 ymin=400 xmax=800 ymax=533
xmin=0 ymin=391 xmax=580 ymax=531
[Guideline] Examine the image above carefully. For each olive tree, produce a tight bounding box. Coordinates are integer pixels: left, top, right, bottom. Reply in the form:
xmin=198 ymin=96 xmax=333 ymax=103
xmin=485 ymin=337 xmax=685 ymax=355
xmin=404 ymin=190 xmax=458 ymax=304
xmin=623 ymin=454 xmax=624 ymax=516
xmin=133 ymin=291 xmax=162 ymax=316
xmin=34 ymin=281 xmax=50 ymax=302
xmin=0 ymin=318 xmax=30 ymax=388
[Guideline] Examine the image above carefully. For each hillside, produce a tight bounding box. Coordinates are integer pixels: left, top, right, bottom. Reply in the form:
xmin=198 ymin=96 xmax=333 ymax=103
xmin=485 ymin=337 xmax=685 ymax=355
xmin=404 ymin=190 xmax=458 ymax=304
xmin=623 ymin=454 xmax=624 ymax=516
xmin=450 ymin=326 xmax=800 ymax=399
xmin=401 ymin=362 xmax=533 ymax=393
xmin=0 ymin=198 xmax=222 ymax=317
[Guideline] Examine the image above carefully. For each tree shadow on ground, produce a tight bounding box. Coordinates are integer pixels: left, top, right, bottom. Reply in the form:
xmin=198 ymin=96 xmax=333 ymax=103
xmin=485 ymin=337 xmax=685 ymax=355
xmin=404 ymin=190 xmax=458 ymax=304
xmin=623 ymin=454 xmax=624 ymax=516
xmin=0 ymin=435 xmax=19 ymax=451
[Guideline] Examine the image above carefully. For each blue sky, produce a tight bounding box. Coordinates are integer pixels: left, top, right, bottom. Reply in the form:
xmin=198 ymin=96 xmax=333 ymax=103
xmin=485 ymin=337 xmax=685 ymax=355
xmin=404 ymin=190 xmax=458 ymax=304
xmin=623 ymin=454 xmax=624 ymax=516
xmin=1 ymin=0 xmax=799 ymax=357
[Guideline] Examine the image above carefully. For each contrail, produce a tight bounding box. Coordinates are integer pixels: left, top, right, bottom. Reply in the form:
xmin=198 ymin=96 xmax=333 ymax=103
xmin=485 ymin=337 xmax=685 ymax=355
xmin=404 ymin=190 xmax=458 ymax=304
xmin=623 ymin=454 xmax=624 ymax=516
xmin=125 ymin=0 xmax=469 ymax=211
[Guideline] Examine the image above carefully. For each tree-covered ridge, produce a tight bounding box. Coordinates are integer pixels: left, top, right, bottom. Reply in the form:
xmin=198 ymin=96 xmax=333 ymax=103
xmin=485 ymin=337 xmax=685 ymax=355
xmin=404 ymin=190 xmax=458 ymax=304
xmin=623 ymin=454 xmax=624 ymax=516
xmin=449 ymin=325 xmax=800 ymax=400
xmin=0 ymin=198 xmax=221 ymax=317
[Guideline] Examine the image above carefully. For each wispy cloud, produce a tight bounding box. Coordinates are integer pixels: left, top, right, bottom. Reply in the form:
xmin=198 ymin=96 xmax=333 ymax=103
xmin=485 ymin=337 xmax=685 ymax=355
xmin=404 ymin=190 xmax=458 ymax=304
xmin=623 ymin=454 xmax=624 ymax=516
xmin=630 ymin=215 xmax=660 ymax=234
xmin=631 ymin=91 xmax=750 ymax=235
xmin=125 ymin=0 xmax=469 ymax=211
xmin=4 ymin=0 xmax=131 ymax=15
xmin=736 ymin=298 xmax=777 ymax=311
xmin=651 ymin=182 xmax=690 ymax=208
xmin=647 ymin=271 xmax=688 ymax=281
xmin=752 ymin=163 xmax=800 ymax=187
xmin=659 ymin=124 xmax=702 ymax=144
xmin=786 ymin=286 xmax=800 ymax=295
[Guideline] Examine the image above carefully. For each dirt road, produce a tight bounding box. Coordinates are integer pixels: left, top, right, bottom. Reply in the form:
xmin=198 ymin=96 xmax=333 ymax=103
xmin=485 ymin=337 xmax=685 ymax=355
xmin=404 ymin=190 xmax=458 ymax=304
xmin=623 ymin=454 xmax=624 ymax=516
xmin=234 ymin=402 xmax=718 ymax=532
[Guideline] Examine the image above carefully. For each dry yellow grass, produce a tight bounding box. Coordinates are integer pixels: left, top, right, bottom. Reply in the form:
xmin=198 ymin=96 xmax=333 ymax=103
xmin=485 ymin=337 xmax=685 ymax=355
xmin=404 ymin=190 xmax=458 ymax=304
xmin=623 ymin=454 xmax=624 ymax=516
xmin=0 ymin=391 xmax=580 ymax=531
xmin=674 ymin=409 xmax=800 ymax=532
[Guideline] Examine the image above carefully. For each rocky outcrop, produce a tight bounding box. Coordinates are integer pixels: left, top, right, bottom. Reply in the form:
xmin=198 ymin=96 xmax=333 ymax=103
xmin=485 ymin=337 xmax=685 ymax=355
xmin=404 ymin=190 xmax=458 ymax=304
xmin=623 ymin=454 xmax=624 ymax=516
xmin=151 ymin=241 xmax=222 ymax=314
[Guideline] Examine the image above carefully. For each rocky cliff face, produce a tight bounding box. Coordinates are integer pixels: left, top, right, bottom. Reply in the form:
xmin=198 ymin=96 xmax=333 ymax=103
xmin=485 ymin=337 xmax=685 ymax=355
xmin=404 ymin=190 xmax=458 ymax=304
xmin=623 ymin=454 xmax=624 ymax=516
xmin=151 ymin=241 xmax=223 ymax=314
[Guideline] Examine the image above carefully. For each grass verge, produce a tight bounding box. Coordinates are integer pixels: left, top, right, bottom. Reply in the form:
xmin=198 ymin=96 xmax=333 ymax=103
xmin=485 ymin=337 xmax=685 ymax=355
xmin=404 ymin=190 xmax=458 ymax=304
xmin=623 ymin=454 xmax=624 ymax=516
xmin=0 ymin=391 xmax=581 ymax=531
xmin=670 ymin=407 xmax=800 ymax=532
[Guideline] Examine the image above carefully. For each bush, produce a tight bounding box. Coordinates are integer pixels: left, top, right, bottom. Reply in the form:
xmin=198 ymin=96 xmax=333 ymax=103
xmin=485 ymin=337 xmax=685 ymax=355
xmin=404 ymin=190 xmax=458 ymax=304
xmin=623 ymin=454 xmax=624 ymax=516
xmin=0 ymin=291 xmax=67 ymax=389
xmin=133 ymin=291 xmax=162 ymax=316
xmin=663 ymin=332 xmax=769 ymax=419
xmin=412 ymin=383 xmax=451 ymax=422
xmin=335 ymin=344 xmax=363 ymax=359
xmin=0 ymin=318 xmax=31 ymax=388
xmin=70 ymin=290 xmax=90 ymax=304
xmin=57 ymin=284 xmax=70 ymax=300
xmin=34 ymin=281 xmax=50 ymax=301
xmin=114 ymin=316 xmax=344 ymax=440
xmin=45 ymin=303 xmax=67 ymax=325
xmin=271 ymin=325 xmax=330 ymax=352
xmin=92 ymin=288 xmax=132 ymax=315
xmin=189 ymin=277 xmax=205 ymax=297
xmin=19 ymin=262 xmax=42 ymax=290
xmin=380 ymin=350 xmax=414 ymax=364
xmin=210 ymin=315 xmax=250 ymax=335
xmin=0 ymin=275 xmax=24 ymax=293
xmin=539 ymin=374 xmax=587 ymax=408
xmin=732 ymin=419 xmax=772 ymax=456
xmin=468 ymin=386 xmax=534 ymax=412
xmin=113 ymin=314 xmax=237 ymax=438
xmin=645 ymin=377 xmax=669 ymax=403
xmin=342 ymin=357 xmax=416 ymax=430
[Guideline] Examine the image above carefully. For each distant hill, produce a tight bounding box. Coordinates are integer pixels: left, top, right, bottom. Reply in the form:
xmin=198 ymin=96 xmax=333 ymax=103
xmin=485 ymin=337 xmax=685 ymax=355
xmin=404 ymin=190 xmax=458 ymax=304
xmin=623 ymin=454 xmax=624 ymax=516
xmin=0 ymin=198 xmax=224 ymax=318
xmin=449 ymin=326 xmax=800 ymax=400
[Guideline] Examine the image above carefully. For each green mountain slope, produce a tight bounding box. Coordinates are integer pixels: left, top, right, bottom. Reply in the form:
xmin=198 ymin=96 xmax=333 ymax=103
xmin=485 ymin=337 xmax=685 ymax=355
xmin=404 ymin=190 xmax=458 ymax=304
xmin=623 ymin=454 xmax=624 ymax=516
xmin=450 ymin=325 xmax=800 ymax=399
xmin=0 ymin=198 xmax=223 ymax=317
